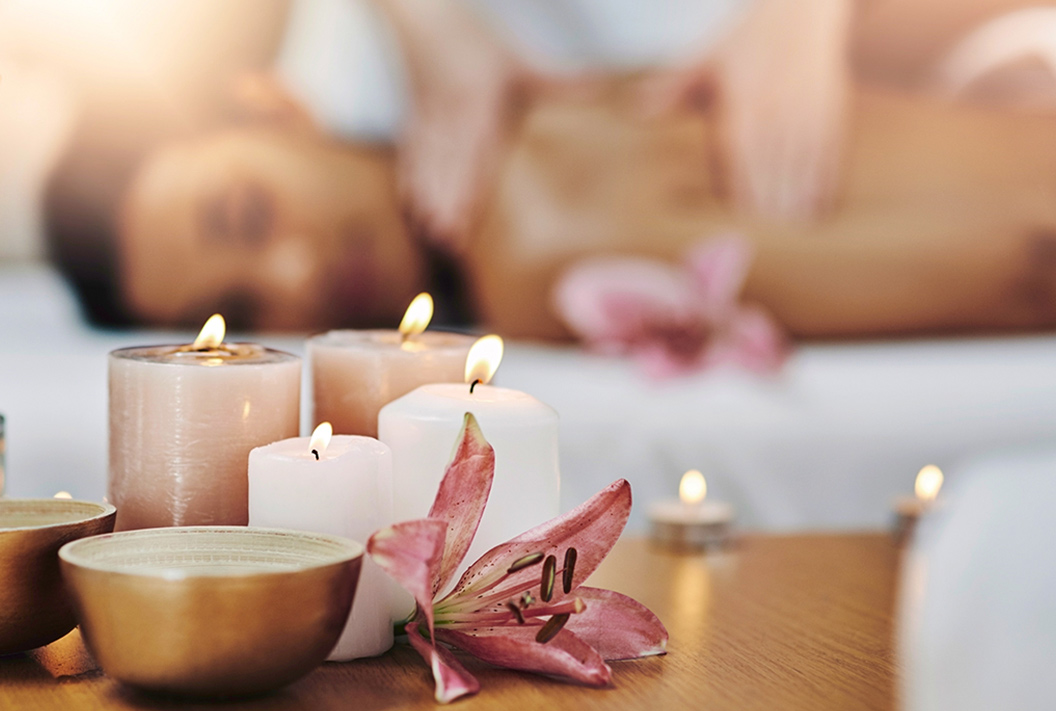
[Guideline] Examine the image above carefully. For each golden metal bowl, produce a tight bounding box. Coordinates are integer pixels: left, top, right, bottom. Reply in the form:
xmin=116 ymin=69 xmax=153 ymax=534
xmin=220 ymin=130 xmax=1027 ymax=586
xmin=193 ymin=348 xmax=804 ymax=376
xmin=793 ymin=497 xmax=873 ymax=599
xmin=59 ymin=526 xmax=362 ymax=698
xmin=0 ymin=498 xmax=117 ymax=655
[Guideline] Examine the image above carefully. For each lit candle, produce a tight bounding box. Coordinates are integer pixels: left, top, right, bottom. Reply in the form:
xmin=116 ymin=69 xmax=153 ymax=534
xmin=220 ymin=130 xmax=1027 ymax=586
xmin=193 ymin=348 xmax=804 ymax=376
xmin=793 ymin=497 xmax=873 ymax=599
xmin=247 ymin=422 xmax=394 ymax=660
xmin=308 ymin=293 xmax=476 ymax=437
xmin=648 ymin=470 xmax=734 ymax=550
xmin=379 ymin=335 xmax=560 ymax=568
xmin=109 ymin=314 xmax=300 ymax=531
xmin=893 ymin=464 xmax=944 ymax=544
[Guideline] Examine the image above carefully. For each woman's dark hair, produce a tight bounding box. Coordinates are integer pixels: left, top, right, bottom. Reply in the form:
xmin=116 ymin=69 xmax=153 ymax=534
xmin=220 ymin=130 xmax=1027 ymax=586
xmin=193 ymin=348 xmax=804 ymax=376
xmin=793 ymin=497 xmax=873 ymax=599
xmin=43 ymin=119 xmax=139 ymax=327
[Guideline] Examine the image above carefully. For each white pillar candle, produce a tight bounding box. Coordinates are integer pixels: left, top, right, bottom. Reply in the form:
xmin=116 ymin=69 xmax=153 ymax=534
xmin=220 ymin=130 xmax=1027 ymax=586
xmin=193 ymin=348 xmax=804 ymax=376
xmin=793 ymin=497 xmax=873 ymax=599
xmin=109 ymin=315 xmax=300 ymax=531
xmin=309 ymin=294 xmax=476 ymax=438
xmin=379 ymin=336 xmax=560 ymax=569
xmin=248 ymin=424 xmax=394 ymax=660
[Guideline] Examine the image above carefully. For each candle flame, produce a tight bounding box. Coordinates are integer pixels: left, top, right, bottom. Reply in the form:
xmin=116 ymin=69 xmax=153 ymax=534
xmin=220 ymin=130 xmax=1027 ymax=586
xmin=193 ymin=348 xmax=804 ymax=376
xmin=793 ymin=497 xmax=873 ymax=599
xmin=399 ymin=293 xmax=433 ymax=338
xmin=679 ymin=470 xmax=706 ymax=505
xmin=309 ymin=422 xmax=333 ymax=459
xmin=914 ymin=465 xmax=944 ymax=502
xmin=465 ymin=335 xmax=504 ymax=386
xmin=193 ymin=314 xmax=226 ymax=349
xmin=53 ymin=491 xmax=72 ymax=499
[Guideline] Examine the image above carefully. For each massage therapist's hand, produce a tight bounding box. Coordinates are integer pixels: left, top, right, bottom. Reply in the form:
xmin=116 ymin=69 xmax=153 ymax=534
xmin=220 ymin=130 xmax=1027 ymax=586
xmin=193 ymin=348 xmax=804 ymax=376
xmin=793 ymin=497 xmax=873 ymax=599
xmin=374 ymin=0 xmax=554 ymax=253
xmin=647 ymin=0 xmax=852 ymax=221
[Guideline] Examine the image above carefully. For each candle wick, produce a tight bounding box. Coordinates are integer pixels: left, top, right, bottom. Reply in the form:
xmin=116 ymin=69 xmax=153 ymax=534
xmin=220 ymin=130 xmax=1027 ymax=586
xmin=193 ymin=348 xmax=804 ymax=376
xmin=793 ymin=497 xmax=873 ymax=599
xmin=311 ymin=449 xmax=319 ymax=461
xmin=469 ymin=379 xmax=481 ymax=394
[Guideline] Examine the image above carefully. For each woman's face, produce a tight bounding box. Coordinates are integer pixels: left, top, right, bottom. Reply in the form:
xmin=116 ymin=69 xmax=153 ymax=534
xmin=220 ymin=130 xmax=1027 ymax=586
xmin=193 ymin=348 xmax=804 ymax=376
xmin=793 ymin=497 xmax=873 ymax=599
xmin=118 ymin=127 xmax=423 ymax=331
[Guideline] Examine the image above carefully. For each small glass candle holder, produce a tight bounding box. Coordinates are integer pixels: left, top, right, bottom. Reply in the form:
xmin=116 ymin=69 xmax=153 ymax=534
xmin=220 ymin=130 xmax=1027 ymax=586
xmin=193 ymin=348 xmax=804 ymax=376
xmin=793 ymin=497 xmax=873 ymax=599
xmin=648 ymin=470 xmax=734 ymax=551
xmin=892 ymin=465 xmax=944 ymax=546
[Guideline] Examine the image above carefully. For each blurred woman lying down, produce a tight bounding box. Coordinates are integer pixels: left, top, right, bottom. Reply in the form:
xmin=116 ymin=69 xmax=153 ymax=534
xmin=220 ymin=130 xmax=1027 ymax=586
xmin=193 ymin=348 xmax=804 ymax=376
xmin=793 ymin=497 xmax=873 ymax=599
xmin=45 ymin=79 xmax=1056 ymax=339
xmin=43 ymin=0 xmax=1056 ymax=339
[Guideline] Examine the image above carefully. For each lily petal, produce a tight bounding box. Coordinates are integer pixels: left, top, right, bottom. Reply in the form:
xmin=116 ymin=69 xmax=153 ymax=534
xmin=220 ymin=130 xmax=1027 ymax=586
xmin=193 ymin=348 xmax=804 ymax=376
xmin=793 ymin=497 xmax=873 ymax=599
xmin=368 ymin=519 xmax=447 ymax=633
xmin=553 ymin=257 xmax=697 ymax=346
xmin=685 ymin=233 xmax=754 ymax=318
xmin=448 ymin=480 xmax=632 ymax=605
xmin=407 ymin=621 xmax=481 ymax=704
xmin=435 ymin=625 xmax=612 ymax=688
xmin=725 ymin=305 xmax=788 ymax=373
xmin=566 ymin=587 xmax=669 ymax=660
xmin=428 ymin=412 xmax=496 ymax=596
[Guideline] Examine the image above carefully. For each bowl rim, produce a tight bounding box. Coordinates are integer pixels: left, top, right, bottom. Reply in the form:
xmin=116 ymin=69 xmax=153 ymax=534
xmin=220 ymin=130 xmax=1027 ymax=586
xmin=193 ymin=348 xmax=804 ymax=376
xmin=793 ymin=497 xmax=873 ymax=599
xmin=0 ymin=498 xmax=117 ymax=533
xmin=58 ymin=525 xmax=365 ymax=579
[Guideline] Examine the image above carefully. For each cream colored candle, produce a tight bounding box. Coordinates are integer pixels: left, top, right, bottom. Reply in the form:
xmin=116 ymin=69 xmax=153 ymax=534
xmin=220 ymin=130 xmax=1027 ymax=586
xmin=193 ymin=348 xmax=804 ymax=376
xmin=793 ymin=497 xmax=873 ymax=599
xmin=109 ymin=315 xmax=300 ymax=531
xmin=248 ymin=423 xmax=394 ymax=660
xmin=309 ymin=294 xmax=475 ymax=438
xmin=379 ymin=336 xmax=560 ymax=568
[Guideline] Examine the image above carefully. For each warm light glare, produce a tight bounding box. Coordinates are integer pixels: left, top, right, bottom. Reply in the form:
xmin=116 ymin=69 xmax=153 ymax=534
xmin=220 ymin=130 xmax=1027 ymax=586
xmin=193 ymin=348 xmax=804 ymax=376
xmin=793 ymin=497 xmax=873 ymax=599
xmin=915 ymin=465 xmax=944 ymax=502
xmin=53 ymin=491 xmax=72 ymax=500
xmin=309 ymin=422 xmax=333 ymax=459
xmin=465 ymin=335 xmax=504 ymax=385
xmin=399 ymin=293 xmax=434 ymax=338
xmin=193 ymin=313 xmax=226 ymax=349
xmin=679 ymin=470 xmax=707 ymax=505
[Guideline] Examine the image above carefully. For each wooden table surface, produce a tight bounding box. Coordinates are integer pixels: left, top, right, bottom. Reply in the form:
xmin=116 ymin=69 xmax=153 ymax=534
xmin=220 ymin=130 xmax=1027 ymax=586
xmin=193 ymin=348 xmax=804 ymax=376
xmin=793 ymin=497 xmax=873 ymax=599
xmin=1 ymin=534 xmax=901 ymax=711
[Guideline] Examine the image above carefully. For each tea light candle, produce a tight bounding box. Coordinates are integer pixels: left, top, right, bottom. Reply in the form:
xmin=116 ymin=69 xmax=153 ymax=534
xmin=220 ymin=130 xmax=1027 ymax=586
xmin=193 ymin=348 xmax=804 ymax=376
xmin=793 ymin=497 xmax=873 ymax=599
xmin=248 ymin=423 xmax=394 ymax=660
xmin=109 ymin=315 xmax=300 ymax=531
xmin=309 ymin=293 xmax=475 ymax=437
xmin=379 ymin=336 xmax=560 ymax=568
xmin=649 ymin=470 xmax=734 ymax=550
xmin=893 ymin=464 xmax=944 ymax=544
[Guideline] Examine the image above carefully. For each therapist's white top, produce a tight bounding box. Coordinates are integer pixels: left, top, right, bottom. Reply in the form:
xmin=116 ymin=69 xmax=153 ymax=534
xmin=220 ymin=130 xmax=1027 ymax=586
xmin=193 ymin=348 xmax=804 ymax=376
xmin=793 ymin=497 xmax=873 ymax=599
xmin=276 ymin=0 xmax=749 ymax=142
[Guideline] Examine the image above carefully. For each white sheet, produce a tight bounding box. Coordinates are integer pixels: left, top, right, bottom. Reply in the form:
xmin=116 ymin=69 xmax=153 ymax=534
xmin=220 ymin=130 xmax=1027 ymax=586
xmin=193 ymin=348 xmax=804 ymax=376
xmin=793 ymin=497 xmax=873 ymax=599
xmin=3 ymin=263 xmax=1056 ymax=533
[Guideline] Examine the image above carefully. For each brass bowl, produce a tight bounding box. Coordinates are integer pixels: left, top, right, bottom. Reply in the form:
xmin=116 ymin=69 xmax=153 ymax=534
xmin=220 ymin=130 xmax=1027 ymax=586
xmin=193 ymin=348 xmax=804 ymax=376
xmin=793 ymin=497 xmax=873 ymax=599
xmin=0 ymin=498 xmax=117 ymax=656
xmin=59 ymin=526 xmax=362 ymax=698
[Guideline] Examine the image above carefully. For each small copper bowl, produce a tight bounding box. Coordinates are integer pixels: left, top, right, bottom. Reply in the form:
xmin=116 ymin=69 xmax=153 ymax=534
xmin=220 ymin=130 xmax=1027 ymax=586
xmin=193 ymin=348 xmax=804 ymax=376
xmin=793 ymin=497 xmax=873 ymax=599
xmin=59 ymin=526 xmax=362 ymax=697
xmin=0 ymin=498 xmax=117 ymax=655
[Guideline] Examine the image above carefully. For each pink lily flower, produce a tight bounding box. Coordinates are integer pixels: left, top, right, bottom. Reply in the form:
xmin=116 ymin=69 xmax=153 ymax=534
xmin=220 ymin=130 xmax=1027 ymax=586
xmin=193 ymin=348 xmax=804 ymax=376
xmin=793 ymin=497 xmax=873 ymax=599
xmin=368 ymin=414 xmax=668 ymax=703
xmin=552 ymin=233 xmax=789 ymax=378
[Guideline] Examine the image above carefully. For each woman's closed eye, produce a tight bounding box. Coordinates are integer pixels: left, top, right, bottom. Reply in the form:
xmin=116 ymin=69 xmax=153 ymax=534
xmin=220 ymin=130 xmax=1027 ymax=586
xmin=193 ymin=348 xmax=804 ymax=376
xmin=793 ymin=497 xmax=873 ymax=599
xmin=199 ymin=181 xmax=274 ymax=247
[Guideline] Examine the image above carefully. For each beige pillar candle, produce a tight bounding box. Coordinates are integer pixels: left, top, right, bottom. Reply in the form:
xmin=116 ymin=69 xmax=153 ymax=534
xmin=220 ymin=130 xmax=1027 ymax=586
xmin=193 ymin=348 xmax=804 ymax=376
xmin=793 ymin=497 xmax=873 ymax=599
xmin=309 ymin=293 xmax=475 ymax=437
xmin=109 ymin=315 xmax=300 ymax=531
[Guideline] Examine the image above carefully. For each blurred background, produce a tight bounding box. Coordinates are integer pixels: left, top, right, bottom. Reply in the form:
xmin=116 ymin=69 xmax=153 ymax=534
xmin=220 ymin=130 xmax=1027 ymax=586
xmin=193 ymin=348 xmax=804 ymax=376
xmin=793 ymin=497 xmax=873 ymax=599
xmin=3 ymin=0 xmax=1056 ymax=527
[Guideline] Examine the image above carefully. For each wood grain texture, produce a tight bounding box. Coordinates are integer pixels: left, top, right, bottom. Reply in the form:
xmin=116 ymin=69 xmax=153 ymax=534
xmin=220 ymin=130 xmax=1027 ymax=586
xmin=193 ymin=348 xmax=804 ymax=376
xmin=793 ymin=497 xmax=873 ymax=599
xmin=0 ymin=534 xmax=899 ymax=711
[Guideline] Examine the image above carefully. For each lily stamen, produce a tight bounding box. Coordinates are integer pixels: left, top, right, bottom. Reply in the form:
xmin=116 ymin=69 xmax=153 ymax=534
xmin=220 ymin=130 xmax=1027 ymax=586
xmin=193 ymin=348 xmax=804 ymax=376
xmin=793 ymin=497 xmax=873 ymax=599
xmin=507 ymin=552 xmax=545 ymax=574
xmin=439 ymin=560 xmax=575 ymax=615
xmin=506 ymin=601 xmax=526 ymax=624
xmin=536 ymin=613 xmax=571 ymax=644
xmin=437 ymin=597 xmax=586 ymax=626
xmin=541 ymin=555 xmax=557 ymax=602
xmin=563 ymin=548 xmax=577 ymax=594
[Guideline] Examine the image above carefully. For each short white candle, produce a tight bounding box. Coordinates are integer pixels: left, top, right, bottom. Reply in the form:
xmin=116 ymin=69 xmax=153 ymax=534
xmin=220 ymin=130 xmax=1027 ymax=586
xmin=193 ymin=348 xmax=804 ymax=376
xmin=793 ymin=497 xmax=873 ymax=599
xmin=379 ymin=336 xmax=560 ymax=571
xmin=248 ymin=423 xmax=394 ymax=660
xmin=109 ymin=315 xmax=300 ymax=531
xmin=648 ymin=470 xmax=734 ymax=549
xmin=309 ymin=293 xmax=475 ymax=437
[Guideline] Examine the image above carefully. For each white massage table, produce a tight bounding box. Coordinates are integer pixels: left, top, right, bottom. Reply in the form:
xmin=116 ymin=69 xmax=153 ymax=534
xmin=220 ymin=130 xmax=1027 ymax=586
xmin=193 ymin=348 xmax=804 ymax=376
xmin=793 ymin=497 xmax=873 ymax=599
xmin=3 ymin=263 xmax=1056 ymax=533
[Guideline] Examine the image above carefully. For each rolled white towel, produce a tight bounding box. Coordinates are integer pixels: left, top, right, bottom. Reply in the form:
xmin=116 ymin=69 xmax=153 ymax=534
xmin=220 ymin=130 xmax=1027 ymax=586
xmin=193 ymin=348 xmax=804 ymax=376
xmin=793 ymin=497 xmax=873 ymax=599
xmin=900 ymin=446 xmax=1056 ymax=711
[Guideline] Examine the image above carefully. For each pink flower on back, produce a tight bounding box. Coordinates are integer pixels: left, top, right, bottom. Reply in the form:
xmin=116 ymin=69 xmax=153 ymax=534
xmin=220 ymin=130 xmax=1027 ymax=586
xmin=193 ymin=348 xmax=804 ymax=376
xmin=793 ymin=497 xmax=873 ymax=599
xmin=553 ymin=234 xmax=789 ymax=377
